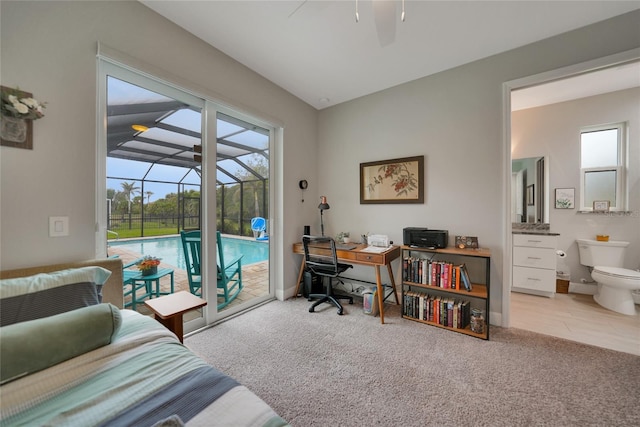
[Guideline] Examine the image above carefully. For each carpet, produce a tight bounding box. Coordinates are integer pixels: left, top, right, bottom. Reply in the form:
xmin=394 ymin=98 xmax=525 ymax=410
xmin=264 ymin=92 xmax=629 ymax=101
xmin=185 ymin=298 xmax=640 ymax=426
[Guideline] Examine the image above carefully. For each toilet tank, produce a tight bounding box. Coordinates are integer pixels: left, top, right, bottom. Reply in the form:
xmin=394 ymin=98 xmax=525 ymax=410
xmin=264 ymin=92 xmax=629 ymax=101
xmin=576 ymin=239 xmax=629 ymax=268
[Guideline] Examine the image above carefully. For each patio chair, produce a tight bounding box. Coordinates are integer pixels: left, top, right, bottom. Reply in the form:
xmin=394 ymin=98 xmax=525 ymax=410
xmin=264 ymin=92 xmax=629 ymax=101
xmin=251 ymin=217 xmax=268 ymax=241
xmin=216 ymin=231 xmax=244 ymax=309
xmin=180 ymin=230 xmax=244 ymax=309
xmin=180 ymin=230 xmax=203 ymax=297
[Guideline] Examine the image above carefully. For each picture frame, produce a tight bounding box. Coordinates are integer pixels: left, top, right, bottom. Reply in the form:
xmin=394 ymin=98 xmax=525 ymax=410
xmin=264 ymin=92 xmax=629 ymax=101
xmin=455 ymin=236 xmax=479 ymax=249
xmin=593 ymin=200 xmax=610 ymax=212
xmin=526 ymin=184 xmax=535 ymax=206
xmin=360 ymin=155 xmax=424 ymax=204
xmin=0 ymin=86 xmax=34 ymax=150
xmin=554 ymin=187 xmax=575 ymax=209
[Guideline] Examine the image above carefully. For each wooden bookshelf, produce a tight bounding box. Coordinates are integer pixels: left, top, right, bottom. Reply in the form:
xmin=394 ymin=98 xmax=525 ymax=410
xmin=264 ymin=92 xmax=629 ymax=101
xmin=401 ymin=245 xmax=491 ymax=340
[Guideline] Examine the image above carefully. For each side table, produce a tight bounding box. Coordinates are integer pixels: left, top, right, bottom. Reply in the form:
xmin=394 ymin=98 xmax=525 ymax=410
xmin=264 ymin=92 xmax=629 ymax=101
xmin=124 ymin=268 xmax=175 ymax=310
xmin=144 ymin=291 xmax=207 ymax=343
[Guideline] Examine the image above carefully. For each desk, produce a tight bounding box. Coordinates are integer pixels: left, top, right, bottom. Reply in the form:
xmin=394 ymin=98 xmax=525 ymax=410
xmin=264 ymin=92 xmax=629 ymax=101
xmin=144 ymin=291 xmax=207 ymax=343
xmin=293 ymin=243 xmax=401 ymax=324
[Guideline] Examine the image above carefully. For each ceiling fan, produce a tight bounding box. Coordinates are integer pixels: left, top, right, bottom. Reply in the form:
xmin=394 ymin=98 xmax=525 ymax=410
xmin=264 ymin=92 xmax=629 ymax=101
xmin=367 ymin=0 xmax=405 ymax=47
xmin=290 ymin=0 xmax=406 ymax=47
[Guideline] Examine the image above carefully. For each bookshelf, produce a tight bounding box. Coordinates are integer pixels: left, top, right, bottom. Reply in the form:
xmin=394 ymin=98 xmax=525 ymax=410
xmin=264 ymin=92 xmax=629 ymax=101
xmin=401 ymin=245 xmax=491 ymax=340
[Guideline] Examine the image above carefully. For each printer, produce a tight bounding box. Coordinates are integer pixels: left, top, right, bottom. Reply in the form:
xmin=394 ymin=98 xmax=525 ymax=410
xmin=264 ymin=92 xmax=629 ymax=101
xmin=403 ymin=227 xmax=448 ymax=249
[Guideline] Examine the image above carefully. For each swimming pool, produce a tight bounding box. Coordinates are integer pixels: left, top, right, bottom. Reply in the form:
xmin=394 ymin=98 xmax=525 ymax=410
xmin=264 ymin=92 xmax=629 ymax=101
xmin=109 ymin=235 xmax=269 ymax=270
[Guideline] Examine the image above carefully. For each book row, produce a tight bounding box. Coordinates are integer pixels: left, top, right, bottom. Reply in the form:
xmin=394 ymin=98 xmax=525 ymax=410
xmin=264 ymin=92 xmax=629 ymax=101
xmin=402 ymin=257 xmax=472 ymax=291
xmin=403 ymin=290 xmax=471 ymax=329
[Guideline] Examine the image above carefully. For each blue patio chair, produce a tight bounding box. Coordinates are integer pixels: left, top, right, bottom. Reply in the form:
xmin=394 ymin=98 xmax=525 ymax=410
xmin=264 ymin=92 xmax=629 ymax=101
xmin=216 ymin=231 xmax=244 ymax=309
xmin=180 ymin=230 xmax=243 ymax=310
xmin=251 ymin=217 xmax=268 ymax=241
xmin=180 ymin=230 xmax=203 ymax=297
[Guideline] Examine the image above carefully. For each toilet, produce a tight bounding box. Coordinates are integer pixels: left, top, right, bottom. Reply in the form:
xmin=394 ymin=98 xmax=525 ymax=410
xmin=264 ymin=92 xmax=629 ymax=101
xmin=576 ymin=239 xmax=640 ymax=315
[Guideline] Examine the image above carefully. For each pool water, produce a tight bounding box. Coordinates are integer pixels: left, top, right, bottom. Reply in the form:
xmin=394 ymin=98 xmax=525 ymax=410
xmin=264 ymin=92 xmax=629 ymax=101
xmin=109 ymin=235 xmax=269 ymax=270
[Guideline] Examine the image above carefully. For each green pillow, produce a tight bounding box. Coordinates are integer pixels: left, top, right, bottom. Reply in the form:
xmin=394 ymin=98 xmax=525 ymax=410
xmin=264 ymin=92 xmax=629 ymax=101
xmin=0 ymin=303 xmax=122 ymax=384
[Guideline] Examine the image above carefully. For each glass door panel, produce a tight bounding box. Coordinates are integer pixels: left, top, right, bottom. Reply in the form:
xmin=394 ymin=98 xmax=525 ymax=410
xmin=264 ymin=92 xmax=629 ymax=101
xmin=213 ymin=111 xmax=272 ymax=316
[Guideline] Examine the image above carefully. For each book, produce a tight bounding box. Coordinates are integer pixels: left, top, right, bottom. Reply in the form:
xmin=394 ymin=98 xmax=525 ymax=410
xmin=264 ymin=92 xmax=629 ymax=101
xmin=460 ymin=263 xmax=473 ymax=291
xmin=452 ymin=265 xmax=459 ymax=290
xmin=447 ymin=298 xmax=454 ymax=327
xmin=422 ymin=259 xmax=428 ymax=284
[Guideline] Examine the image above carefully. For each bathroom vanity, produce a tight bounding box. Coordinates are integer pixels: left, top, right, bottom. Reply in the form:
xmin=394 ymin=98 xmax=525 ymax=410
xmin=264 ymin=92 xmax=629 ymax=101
xmin=512 ymin=231 xmax=559 ymax=297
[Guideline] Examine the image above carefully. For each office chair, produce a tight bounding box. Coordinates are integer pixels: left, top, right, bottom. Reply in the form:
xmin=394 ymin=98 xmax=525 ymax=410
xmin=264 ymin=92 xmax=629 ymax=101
xmin=302 ymin=235 xmax=354 ymax=315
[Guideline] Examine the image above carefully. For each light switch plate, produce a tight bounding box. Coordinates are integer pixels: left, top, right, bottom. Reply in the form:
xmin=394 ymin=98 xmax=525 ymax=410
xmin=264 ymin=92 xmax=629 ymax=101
xmin=49 ymin=216 xmax=69 ymax=237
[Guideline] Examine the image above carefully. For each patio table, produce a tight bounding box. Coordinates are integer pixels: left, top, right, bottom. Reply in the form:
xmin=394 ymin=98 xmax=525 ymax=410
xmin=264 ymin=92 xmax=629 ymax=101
xmin=123 ymin=268 xmax=175 ymax=310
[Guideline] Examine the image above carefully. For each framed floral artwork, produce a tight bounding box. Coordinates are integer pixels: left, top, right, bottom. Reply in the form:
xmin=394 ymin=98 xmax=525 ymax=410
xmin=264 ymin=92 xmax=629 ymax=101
xmin=360 ymin=155 xmax=424 ymax=204
xmin=555 ymin=188 xmax=575 ymax=209
xmin=0 ymin=86 xmax=46 ymax=150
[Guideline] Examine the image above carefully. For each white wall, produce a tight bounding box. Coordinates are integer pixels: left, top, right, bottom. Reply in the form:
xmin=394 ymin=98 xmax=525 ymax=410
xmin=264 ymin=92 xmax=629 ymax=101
xmin=0 ymin=0 xmax=318 ymax=297
xmin=317 ymin=10 xmax=640 ymax=320
xmin=512 ymin=88 xmax=640 ymax=282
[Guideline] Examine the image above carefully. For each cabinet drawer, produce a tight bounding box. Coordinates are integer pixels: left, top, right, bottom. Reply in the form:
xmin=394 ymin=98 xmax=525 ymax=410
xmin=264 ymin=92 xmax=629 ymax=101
xmin=513 ymin=234 xmax=557 ymax=249
xmin=356 ymin=253 xmax=383 ymax=264
xmin=513 ymin=266 xmax=556 ymax=292
xmin=513 ymin=246 xmax=555 ymax=270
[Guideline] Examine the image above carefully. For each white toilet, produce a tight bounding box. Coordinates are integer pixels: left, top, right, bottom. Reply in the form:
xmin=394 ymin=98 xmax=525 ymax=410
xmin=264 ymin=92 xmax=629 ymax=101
xmin=576 ymin=239 xmax=640 ymax=315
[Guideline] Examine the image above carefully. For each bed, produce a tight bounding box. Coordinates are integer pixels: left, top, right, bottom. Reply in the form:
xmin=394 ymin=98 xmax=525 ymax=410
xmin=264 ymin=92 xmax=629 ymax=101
xmin=0 ymin=259 xmax=289 ymax=427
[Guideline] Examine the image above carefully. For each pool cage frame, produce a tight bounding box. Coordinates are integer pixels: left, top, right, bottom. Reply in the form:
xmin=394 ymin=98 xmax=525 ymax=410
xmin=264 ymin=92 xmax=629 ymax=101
xmin=106 ymin=75 xmax=270 ymax=240
xmin=107 ymin=171 xmax=268 ymax=239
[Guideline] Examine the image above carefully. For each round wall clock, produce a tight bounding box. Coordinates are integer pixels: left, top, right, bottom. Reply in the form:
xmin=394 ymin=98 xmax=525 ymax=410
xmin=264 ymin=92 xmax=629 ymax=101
xmin=298 ymin=180 xmax=308 ymax=190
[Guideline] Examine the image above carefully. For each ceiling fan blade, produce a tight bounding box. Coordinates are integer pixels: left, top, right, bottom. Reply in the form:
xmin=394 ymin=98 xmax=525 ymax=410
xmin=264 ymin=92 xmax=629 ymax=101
xmin=373 ymin=0 xmax=396 ymax=46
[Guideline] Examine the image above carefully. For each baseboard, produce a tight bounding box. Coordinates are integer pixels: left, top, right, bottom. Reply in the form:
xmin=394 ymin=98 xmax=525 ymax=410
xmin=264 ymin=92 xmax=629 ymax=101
xmin=568 ymin=281 xmax=597 ymax=295
xmin=490 ymin=310 xmax=502 ymax=327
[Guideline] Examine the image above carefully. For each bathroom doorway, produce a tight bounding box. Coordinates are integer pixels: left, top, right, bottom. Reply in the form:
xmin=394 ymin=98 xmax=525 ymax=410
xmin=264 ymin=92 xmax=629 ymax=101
xmin=503 ymin=49 xmax=640 ymax=354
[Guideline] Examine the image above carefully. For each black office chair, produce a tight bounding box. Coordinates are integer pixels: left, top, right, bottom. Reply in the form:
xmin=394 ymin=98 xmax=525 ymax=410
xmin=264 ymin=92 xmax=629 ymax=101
xmin=302 ymin=235 xmax=354 ymax=315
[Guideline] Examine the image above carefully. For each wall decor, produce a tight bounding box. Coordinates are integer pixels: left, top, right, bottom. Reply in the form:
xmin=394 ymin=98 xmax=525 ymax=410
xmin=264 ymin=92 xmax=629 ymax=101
xmin=526 ymin=184 xmax=535 ymax=206
xmin=0 ymin=86 xmax=46 ymax=150
xmin=554 ymin=187 xmax=575 ymax=209
xmin=360 ymin=155 xmax=424 ymax=204
xmin=593 ymin=200 xmax=610 ymax=212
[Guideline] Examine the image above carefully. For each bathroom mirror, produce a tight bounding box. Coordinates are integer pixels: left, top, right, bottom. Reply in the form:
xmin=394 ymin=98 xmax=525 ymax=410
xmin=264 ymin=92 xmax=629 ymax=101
xmin=511 ymin=156 xmax=548 ymax=223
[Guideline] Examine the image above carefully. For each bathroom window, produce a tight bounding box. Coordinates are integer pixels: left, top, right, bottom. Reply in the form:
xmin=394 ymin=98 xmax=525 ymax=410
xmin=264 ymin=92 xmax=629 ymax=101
xmin=579 ymin=122 xmax=627 ymax=211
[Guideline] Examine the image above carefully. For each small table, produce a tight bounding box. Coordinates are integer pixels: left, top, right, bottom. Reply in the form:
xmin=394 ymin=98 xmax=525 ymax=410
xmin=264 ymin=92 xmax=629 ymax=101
xmin=123 ymin=268 xmax=175 ymax=310
xmin=144 ymin=291 xmax=207 ymax=343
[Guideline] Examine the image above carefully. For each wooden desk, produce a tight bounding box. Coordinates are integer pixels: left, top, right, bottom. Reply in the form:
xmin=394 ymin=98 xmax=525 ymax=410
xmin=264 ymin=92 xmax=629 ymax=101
xmin=293 ymin=243 xmax=401 ymax=324
xmin=144 ymin=291 xmax=207 ymax=343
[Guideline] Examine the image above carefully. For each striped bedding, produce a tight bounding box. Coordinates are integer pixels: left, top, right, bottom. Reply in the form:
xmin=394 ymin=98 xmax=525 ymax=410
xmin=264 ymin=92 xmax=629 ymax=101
xmin=0 ymin=310 xmax=288 ymax=427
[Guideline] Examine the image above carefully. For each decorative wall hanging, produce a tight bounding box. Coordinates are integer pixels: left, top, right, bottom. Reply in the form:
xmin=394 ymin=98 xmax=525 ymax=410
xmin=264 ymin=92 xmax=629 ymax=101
xmin=360 ymin=155 xmax=424 ymax=204
xmin=554 ymin=188 xmax=575 ymax=209
xmin=1 ymin=86 xmax=46 ymax=150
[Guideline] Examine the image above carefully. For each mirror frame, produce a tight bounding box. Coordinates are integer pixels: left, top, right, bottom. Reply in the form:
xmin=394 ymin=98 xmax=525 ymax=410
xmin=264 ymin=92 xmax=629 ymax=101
xmin=511 ymin=156 xmax=549 ymax=224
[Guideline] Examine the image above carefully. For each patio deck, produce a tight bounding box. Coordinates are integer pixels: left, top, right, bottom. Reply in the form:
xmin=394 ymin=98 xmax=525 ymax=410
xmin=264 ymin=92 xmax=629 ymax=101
xmin=108 ymin=245 xmax=269 ymax=315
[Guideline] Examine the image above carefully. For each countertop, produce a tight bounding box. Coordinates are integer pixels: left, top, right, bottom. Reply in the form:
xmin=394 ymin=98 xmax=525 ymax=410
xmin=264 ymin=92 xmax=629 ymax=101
xmin=512 ymin=230 xmax=560 ymax=236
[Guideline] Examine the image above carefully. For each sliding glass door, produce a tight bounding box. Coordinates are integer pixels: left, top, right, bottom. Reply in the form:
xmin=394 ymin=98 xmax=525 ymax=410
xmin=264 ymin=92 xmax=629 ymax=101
xmin=98 ymin=56 xmax=274 ymax=333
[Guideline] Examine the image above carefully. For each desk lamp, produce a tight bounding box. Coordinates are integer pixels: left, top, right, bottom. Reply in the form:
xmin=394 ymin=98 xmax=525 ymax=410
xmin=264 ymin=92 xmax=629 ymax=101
xmin=318 ymin=196 xmax=330 ymax=236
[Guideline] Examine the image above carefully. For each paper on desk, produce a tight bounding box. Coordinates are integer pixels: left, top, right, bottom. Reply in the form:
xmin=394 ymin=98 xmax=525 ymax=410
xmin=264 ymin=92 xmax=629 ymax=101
xmin=361 ymin=245 xmax=388 ymax=253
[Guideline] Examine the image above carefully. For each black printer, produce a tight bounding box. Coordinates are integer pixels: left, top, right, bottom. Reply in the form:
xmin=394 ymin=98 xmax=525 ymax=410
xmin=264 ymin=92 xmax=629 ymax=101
xmin=403 ymin=227 xmax=448 ymax=249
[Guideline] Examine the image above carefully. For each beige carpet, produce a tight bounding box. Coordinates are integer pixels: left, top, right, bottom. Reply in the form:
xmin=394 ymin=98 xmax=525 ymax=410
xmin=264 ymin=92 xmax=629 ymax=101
xmin=185 ymin=298 xmax=640 ymax=427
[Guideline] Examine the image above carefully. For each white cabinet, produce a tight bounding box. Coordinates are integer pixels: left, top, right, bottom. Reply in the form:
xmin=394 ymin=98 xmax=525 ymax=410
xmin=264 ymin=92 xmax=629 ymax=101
xmin=512 ymin=234 xmax=558 ymax=297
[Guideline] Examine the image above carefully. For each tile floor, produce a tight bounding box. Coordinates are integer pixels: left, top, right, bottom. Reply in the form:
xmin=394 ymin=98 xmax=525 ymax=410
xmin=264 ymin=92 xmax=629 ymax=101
xmin=510 ymin=291 xmax=640 ymax=356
